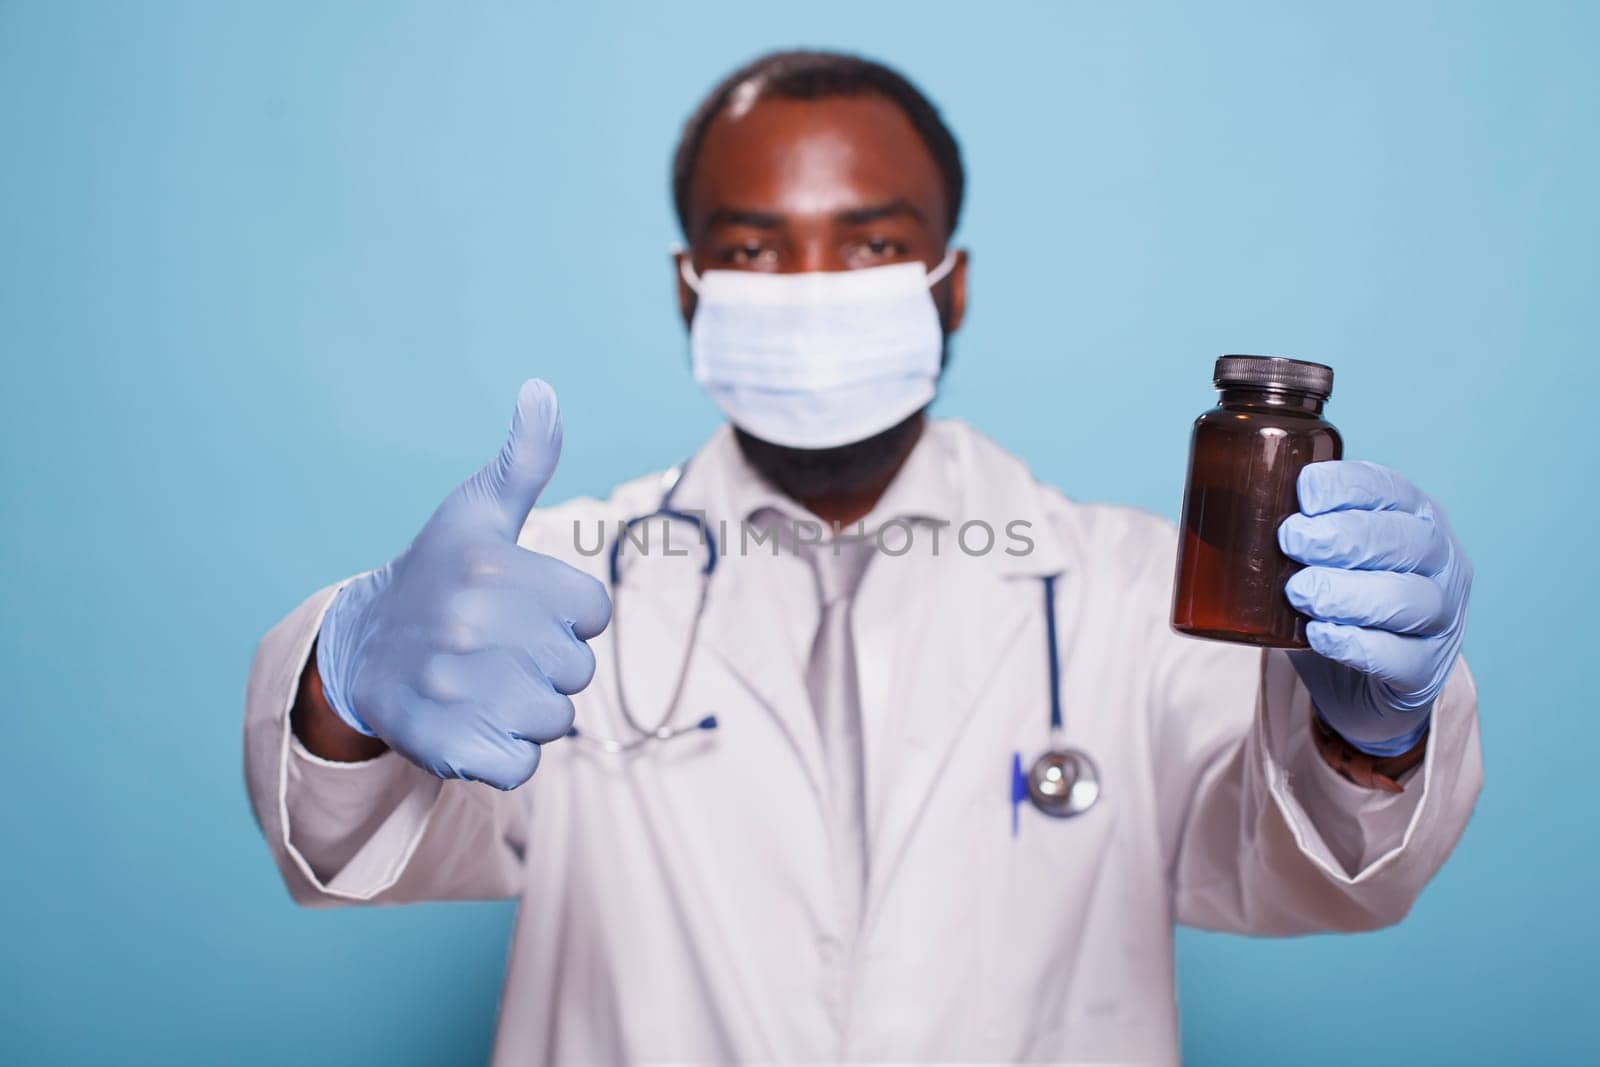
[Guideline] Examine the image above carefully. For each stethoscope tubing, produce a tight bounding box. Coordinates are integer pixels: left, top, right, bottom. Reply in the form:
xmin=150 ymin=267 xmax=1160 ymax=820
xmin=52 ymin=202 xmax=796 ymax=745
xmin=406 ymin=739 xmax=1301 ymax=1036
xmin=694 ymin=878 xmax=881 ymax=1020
xmin=568 ymin=461 xmax=721 ymax=753
xmin=1020 ymin=573 xmax=1100 ymax=820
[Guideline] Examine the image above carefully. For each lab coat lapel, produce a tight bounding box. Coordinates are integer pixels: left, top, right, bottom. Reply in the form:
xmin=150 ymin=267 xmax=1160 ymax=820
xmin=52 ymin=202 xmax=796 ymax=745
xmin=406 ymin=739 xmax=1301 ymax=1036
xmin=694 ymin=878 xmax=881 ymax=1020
xmin=697 ymin=554 xmax=829 ymax=811
xmin=859 ymin=555 xmax=1037 ymax=933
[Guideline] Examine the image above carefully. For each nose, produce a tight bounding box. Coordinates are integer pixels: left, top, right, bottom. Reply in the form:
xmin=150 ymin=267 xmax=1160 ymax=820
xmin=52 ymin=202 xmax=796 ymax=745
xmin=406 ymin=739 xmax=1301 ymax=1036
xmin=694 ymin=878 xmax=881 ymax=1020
xmin=786 ymin=227 xmax=845 ymax=274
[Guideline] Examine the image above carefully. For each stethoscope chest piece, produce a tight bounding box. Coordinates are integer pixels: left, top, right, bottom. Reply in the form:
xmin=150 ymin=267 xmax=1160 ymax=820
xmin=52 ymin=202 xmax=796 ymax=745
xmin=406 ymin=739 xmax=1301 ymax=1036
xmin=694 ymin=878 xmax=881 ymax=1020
xmin=1026 ymin=746 xmax=1100 ymax=818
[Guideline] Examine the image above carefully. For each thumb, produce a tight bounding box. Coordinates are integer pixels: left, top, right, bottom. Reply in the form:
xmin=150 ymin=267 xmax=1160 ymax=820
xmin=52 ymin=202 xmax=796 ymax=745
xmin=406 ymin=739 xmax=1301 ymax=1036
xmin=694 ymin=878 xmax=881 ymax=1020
xmin=445 ymin=379 xmax=563 ymax=539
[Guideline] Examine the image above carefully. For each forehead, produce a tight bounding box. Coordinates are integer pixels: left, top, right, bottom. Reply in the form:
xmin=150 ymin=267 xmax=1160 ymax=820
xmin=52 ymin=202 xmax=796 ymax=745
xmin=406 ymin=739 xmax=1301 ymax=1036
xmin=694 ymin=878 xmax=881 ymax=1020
xmin=685 ymin=92 xmax=948 ymax=231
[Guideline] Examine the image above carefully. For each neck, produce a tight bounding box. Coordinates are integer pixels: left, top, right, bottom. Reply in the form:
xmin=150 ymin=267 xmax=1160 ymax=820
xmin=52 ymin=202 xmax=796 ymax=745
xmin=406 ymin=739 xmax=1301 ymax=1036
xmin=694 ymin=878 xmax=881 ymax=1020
xmin=799 ymin=417 xmax=925 ymax=528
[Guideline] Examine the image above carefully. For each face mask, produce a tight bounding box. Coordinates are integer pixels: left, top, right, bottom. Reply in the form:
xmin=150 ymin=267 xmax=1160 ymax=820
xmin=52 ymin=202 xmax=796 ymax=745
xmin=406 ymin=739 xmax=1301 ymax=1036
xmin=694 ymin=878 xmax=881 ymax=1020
xmin=680 ymin=252 xmax=957 ymax=450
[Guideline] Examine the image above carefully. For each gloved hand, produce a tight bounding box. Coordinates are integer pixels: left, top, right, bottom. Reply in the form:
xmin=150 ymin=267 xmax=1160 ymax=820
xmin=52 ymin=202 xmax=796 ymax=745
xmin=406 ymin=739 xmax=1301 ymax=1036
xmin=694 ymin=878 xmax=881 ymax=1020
xmin=314 ymin=379 xmax=612 ymax=789
xmin=1278 ymin=460 xmax=1472 ymax=757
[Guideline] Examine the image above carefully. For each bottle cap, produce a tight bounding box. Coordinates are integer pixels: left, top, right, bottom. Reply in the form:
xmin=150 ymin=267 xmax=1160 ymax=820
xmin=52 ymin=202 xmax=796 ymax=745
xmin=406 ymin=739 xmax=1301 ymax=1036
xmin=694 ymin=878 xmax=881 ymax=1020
xmin=1213 ymin=355 xmax=1334 ymax=399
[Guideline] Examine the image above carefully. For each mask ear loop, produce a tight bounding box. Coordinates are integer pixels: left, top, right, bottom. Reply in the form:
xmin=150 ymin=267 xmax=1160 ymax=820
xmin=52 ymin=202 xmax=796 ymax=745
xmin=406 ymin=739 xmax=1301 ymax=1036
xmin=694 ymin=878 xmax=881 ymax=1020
xmin=926 ymin=249 xmax=959 ymax=288
xmin=675 ymin=247 xmax=703 ymax=295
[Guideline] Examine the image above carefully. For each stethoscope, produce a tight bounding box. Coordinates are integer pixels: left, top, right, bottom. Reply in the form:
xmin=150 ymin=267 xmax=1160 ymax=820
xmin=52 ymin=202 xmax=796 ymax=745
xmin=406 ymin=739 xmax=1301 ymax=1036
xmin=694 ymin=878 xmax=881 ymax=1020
xmin=1011 ymin=574 xmax=1102 ymax=830
xmin=565 ymin=462 xmax=721 ymax=754
xmin=567 ymin=465 xmax=1102 ymax=825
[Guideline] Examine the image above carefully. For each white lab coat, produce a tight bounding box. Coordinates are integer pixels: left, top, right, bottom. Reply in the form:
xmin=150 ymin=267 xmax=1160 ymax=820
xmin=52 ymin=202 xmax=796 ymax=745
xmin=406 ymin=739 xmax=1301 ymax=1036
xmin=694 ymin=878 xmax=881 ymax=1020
xmin=244 ymin=420 xmax=1481 ymax=1065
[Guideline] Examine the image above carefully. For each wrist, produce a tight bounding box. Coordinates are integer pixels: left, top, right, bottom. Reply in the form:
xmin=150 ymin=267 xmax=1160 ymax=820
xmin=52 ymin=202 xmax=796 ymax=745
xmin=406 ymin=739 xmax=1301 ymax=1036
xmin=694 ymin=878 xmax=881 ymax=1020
xmin=1311 ymin=674 xmax=1434 ymax=757
xmin=292 ymin=642 xmax=389 ymax=761
xmin=314 ymin=574 xmax=386 ymax=738
xmin=1311 ymin=712 xmax=1428 ymax=792
xmin=1336 ymin=709 xmax=1432 ymax=758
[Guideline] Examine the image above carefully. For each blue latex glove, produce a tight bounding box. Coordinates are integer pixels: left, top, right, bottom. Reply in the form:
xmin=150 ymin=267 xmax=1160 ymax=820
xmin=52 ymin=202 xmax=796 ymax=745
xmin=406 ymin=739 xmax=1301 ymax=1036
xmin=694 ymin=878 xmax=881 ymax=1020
xmin=314 ymin=380 xmax=612 ymax=789
xmin=1278 ymin=461 xmax=1472 ymax=757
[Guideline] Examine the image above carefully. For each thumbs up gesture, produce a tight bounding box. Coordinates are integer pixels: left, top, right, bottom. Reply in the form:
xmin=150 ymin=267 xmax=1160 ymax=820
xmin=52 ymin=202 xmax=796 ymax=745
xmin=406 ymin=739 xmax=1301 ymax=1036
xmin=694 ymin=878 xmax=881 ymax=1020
xmin=313 ymin=380 xmax=613 ymax=789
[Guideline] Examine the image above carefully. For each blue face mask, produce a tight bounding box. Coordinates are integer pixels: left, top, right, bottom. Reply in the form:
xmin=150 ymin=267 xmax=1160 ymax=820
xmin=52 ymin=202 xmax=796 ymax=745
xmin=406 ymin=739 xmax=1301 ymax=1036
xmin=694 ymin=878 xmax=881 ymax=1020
xmin=680 ymin=253 xmax=957 ymax=450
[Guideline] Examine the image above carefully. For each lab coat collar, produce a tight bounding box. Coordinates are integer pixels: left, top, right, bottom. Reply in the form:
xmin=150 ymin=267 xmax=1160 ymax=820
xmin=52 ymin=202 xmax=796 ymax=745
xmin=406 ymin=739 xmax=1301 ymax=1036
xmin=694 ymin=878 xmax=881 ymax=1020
xmin=927 ymin=418 xmax=1070 ymax=579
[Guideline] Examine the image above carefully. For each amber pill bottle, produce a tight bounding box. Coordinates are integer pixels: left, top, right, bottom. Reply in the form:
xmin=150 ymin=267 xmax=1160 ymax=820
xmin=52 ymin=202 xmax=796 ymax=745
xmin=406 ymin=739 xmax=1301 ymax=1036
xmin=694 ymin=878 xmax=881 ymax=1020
xmin=1171 ymin=355 xmax=1342 ymax=648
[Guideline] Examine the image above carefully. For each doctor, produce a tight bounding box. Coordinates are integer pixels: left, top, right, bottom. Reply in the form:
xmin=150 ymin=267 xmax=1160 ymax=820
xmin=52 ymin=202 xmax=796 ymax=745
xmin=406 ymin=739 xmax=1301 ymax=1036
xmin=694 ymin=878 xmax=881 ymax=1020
xmin=246 ymin=50 xmax=1480 ymax=1064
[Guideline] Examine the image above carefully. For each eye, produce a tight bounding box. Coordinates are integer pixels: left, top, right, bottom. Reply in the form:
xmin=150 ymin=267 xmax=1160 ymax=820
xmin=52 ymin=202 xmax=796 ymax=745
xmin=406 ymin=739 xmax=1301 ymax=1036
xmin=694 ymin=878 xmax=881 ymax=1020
xmin=846 ymin=235 xmax=909 ymax=267
xmin=718 ymin=241 xmax=780 ymax=269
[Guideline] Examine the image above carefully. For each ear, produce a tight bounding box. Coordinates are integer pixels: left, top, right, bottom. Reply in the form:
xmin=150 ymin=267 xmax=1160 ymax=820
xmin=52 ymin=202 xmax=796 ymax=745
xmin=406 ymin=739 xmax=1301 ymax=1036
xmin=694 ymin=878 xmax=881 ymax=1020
xmin=674 ymin=249 xmax=698 ymax=330
xmin=939 ymin=249 xmax=968 ymax=335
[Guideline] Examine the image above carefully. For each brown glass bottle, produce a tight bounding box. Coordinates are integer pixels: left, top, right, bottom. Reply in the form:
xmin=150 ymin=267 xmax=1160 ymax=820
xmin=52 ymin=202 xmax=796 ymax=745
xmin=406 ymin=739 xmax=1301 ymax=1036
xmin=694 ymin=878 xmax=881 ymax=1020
xmin=1171 ymin=355 xmax=1342 ymax=648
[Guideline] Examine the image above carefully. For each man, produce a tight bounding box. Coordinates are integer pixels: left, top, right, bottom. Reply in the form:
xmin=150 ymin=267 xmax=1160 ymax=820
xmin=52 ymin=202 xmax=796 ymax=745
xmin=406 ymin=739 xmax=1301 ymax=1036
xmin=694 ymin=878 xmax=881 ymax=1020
xmin=246 ymin=51 xmax=1480 ymax=1064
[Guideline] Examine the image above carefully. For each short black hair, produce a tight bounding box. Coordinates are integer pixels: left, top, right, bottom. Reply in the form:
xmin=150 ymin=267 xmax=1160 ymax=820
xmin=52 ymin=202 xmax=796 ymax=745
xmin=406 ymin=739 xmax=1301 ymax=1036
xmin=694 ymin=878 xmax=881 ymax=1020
xmin=671 ymin=50 xmax=965 ymax=237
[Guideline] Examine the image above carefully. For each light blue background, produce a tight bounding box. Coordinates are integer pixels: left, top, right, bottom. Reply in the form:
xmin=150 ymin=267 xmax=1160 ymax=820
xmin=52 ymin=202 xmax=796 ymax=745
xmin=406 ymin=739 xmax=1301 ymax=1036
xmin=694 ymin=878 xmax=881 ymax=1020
xmin=3 ymin=1 xmax=1594 ymax=1062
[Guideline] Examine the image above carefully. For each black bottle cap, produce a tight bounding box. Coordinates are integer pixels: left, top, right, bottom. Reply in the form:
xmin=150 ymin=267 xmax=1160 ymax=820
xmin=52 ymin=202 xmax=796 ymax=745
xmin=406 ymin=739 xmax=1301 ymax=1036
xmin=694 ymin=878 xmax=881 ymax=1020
xmin=1213 ymin=355 xmax=1334 ymax=399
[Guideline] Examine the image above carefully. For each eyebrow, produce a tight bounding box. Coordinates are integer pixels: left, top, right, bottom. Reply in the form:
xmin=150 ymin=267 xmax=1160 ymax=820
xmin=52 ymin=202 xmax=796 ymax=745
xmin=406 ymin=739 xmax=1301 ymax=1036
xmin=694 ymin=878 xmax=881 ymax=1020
xmin=702 ymin=197 xmax=928 ymax=231
xmin=835 ymin=198 xmax=926 ymax=226
xmin=704 ymin=206 xmax=784 ymax=229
